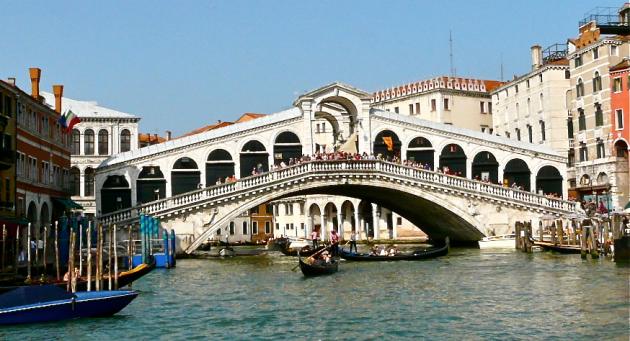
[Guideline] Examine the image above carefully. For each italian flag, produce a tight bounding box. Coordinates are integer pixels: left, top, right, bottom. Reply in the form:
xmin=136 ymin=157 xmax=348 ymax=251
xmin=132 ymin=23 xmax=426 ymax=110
xmin=58 ymin=109 xmax=81 ymax=133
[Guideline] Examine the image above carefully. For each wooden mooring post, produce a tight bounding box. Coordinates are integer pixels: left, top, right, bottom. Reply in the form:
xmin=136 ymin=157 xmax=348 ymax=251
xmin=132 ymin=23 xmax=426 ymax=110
xmin=580 ymin=219 xmax=599 ymax=259
xmin=515 ymin=221 xmax=533 ymax=252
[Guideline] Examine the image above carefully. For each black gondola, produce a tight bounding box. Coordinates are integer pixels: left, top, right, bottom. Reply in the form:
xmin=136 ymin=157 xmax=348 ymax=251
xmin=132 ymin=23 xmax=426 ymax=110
xmin=339 ymin=238 xmax=449 ymax=261
xmin=298 ymin=248 xmax=338 ymax=277
xmin=280 ymin=245 xmax=325 ymax=257
xmin=530 ymin=238 xmax=582 ymax=254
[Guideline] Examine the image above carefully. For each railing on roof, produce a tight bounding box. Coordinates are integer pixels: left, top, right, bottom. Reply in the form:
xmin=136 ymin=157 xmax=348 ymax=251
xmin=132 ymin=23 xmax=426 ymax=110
xmin=543 ymin=43 xmax=568 ymax=64
xmin=578 ymin=6 xmax=629 ymax=33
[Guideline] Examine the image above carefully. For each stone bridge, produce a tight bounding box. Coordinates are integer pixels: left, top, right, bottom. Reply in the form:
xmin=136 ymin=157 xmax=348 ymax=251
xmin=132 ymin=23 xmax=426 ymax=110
xmin=98 ymin=160 xmax=576 ymax=253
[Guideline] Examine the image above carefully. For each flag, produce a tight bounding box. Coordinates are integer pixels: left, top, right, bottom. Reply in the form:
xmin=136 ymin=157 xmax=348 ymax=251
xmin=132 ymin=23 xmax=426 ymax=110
xmin=382 ymin=136 xmax=393 ymax=151
xmin=58 ymin=109 xmax=81 ymax=133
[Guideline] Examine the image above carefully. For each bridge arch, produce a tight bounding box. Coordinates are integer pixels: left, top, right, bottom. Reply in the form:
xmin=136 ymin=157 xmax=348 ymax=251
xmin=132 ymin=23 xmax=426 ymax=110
xmin=171 ymin=157 xmax=201 ymax=195
xmin=405 ymin=136 xmax=434 ymax=170
xmin=471 ymin=151 xmax=499 ymax=183
xmin=503 ymin=158 xmax=531 ymax=191
xmin=239 ymin=140 xmax=269 ymax=178
xmin=535 ymin=165 xmax=562 ymax=197
xmin=206 ymin=149 xmax=235 ymax=185
xmin=272 ymin=131 xmax=302 ymax=165
xmin=339 ymin=200 xmax=356 ymax=239
xmin=100 ymin=175 xmax=131 ymax=214
xmin=308 ymin=203 xmax=323 ymax=237
xmin=136 ymin=166 xmax=166 ymax=204
xmin=439 ymin=143 xmax=467 ymax=176
xmin=373 ymin=129 xmax=402 ymax=159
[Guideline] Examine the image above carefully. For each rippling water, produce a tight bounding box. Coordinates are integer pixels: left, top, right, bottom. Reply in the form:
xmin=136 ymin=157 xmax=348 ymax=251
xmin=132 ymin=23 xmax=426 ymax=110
xmin=2 ymin=248 xmax=628 ymax=340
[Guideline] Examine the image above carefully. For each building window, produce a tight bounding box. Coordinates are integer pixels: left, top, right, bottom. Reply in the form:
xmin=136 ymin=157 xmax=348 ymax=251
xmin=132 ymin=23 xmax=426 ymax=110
xmin=120 ymin=129 xmax=131 ymax=152
xmin=408 ymin=104 xmax=413 ymax=114
xmin=265 ymin=221 xmax=271 ymax=234
xmin=592 ymin=47 xmax=598 ymax=59
xmin=431 ymin=99 xmax=436 ymax=111
xmin=539 ymin=93 xmax=544 ymax=111
xmin=275 ymin=223 xmax=279 ymax=230
xmin=488 ymin=102 xmax=492 ymax=114
xmin=229 ymin=222 xmax=235 ymax=235
xmin=301 ymin=223 xmax=305 ymax=230
xmin=84 ymin=129 xmax=94 ymax=155
xmin=71 ymin=167 xmax=80 ymax=196
xmin=480 ymin=101 xmax=486 ymax=114
xmin=565 ymin=70 xmax=570 ymax=79
xmin=321 ymin=123 xmax=326 ymax=132
xmin=505 ymin=131 xmax=511 ymax=138
xmin=443 ymin=98 xmax=449 ymax=110
xmin=538 ymin=74 xmax=543 ymax=82
xmin=242 ymin=221 xmax=248 ymax=235
xmin=596 ymin=139 xmax=605 ymax=159
xmin=578 ymin=109 xmax=586 ymax=131
xmin=540 ymin=120 xmax=546 ymax=141
xmin=616 ymin=109 xmax=624 ymax=130
xmin=394 ymin=107 xmax=399 ymax=114
xmin=579 ymin=143 xmax=588 ymax=162
xmin=613 ymin=77 xmax=622 ymax=92
xmin=611 ymin=45 xmax=618 ymax=56
xmin=595 ymin=103 xmax=604 ymax=127
xmin=481 ymin=125 xmax=489 ymax=133
xmin=252 ymin=221 xmax=258 ymax=235
xmin=515 ymin=128 xmax=521 ymax=141
xmin=576 ymin=78 xmax=584 ymax=97
xmin=85 ymin=167 xmax=95 ymax=196
xmin=415 ymin=103 xmax=420 ymax=115
xmin=527 ymin=124 xmax=533 ymax=143
xmin=72 ymin=129 xmax=80 ymax=155
xmin=592 ymin=71 xmax=602 ymax=92
xmin=98 ymin=129 xmax=108 ymax=155
xmin=526 ymin=79 xmax=530 ymax=88
xmin=315 ymin=124 xmax=320 ymax=133
xmin=515 ymin=85 xmax=519 ymax=93
xmin=568 ymin=150 xmax=575 ymax=167
xmin=575 ymin=55 xmax=582 ymax=67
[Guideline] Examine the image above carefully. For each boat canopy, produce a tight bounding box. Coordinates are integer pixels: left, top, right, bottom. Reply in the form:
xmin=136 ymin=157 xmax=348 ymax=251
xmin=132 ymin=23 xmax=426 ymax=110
xmin=0 ymin=285 xmax=74 ymax=309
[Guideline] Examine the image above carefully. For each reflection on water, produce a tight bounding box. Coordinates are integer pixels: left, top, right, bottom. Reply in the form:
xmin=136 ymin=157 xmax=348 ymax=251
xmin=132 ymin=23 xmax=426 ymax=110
xmin=1 ymin=248 xmax=628 ymax=340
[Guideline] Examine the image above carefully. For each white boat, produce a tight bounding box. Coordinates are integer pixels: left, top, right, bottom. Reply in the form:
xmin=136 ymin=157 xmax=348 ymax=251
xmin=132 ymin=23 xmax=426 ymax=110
xmin=478 ymin=234 xmax=516 ymax=249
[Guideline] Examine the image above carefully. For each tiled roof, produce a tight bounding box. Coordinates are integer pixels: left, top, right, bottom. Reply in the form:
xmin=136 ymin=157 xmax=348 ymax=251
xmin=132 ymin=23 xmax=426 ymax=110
xmin=138 ymin=133 xmax=167 ymax=144
xmin=610 ymin=59 xmax=630 ymax=72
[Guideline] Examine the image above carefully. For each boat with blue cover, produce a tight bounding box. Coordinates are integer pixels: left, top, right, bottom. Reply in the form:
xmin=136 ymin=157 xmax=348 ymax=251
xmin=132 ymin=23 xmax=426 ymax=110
xmin=0 ymin=285 xmax=138 ymax=325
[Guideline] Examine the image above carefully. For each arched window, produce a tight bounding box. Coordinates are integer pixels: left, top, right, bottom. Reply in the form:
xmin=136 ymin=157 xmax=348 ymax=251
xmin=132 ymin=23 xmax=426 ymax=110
xmin=70 ymin=167 xmax=80 ymax=196
xmin=84 ymin=129 xmax=94 ymax=155
xmin=576 ymin=78 xmax=584 ymax=98
xmin=84 ymin=167 xmax=95 ymax=196
xmin=592 ymin=71 xmax=602 ymax=92
xmin=98 ymin=129 xmax=109 ymax=155
xmin=120 ymin=129 xmax=131 ymax=152
xmin=71 ymin=129 xmax=80 ymax=155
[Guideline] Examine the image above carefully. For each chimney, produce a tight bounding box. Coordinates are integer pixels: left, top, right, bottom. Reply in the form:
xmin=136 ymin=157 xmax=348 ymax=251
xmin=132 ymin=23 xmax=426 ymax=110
xmin=166 ymin=130 xmax=172 ymax=141
xmin=29 ymin=67 xmax=41 ymax=99
xmin=531 ymin=45 xmax=542 ymax=70
xmin=7 ymin=78 xmax=16 ymax=86
xmin=52 ymin=85 xmax=64 ymax=114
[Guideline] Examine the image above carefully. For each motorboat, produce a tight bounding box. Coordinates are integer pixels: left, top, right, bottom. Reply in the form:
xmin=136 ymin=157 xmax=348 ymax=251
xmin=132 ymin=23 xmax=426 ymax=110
xmin=0 ymin=285 xmax=138 ymax=325
xmin=478 ymin=234 xmax=515 ymax=249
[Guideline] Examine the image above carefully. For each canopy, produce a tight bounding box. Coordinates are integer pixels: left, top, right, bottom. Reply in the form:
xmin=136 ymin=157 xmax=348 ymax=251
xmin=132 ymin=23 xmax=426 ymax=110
xmin=53 ymin=197 xmax=83 ymax=210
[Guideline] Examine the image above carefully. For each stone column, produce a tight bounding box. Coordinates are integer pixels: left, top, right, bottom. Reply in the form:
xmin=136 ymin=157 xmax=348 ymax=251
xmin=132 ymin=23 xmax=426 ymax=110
xmin=320 ymin=212 xmax=326 ymax=242
xmin=530 ymin=173 xmax=537 ymax=193
xmin=79 ymin=168 xmax=85 ymax=197
xmin=497 ymin=166 xmax=504 ymax=186
xmin=372 ymin=203 xmax=379 ymax=240
xmin=354 ymin=209 xmax=360 ymax=241
xmin=392 ymin=213 xmax=398 ymax=239
xmin=434 ymin=152 xmax=441 ymax=172
xmin=337 ymin=212 xmax=343 ymax=238
xmin=466 ymin=158 xmax=472 ymax=179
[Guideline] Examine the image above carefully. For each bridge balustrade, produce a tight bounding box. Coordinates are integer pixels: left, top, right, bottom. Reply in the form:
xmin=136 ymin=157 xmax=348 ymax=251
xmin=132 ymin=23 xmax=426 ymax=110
xmin=98 ymin=159 xmax=576 ymax=225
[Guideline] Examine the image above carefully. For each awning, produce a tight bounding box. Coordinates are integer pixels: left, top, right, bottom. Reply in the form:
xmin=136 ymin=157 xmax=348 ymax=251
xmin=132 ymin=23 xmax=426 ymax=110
xmin=53 ymin=197 xmax=83 ymax=210
xmin=624 ymin=201 xmax=630 ymax=210
xmin=338 ymin=132 xmax=358 ymax=153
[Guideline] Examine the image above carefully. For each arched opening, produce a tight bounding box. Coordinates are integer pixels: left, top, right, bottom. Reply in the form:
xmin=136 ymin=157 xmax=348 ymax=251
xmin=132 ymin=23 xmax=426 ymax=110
xmin=98 ymin=129 xmax=109 ymax=155
xmin=100 ymin=175 xmax=131 ymax=214
xmin=240 ymin=140 xmax=268 ymax=178
xmin=439 ymin=144 xmax=467 ymax=176
xmin=40 ymin=202 xmax=50 ymax=226
xmin=373 ymin=130 xmax=401 ymax=159
xmin=84 ymin=129 xmax=94 ymax=155
xmin=171 ymin=157 xmax=200 ymax=195
xmin=206 ymin=149 xmax=234 ymax=185
xmin=472 ymin=151 xmax=498 ymax=183
xmin=312 ymin=111 xmax=340 ymax=153
xmin=536 ymin=166 xmax=562 ymax=197
xmin=70 ymin=167 xmax=80 ymax=196
xmin=84 ymin=167 xmax=95 ymax=197
xmin=137 ymin=166 xmax=166 ymax=204
xmin=324 ymin=202 xmax=338 ymax=235
xmin=358 ymin=200 xmax=373 ymax=238
xmin=503 ymin=159 xmax=531 ymax=191
xmin=120 ymin=129 xmax=131 ymax=153
xmin=614 ymin=140 xmax=628 ymax=158
xmin=596 ymin=172 xmax=609 ymax=186
xmin=340 ymin=200 xmax=355 ymax=239
xmin=309 ymin=204 xmax=322 ymax=237
xmin=406 ymin=137 xmax=434 ymax=170
xmin=27 ymin=201 xmax=37 ymax=225
xmin=273 ymin=132 xmax=302 ymax=166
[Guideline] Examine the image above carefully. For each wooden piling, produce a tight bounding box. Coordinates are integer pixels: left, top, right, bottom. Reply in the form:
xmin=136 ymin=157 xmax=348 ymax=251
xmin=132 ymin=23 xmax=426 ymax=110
xmin=78 ymin=221 xmax=83 ymax=277
xmin=557 ymin=220 xmax=564 ymax=246
xmin=95 ymin=223 xmax=101 ymax=291
xmin=1 ymin=224 xmax=5 ymax=272
xmin=127 ymin=225 xmax=133 ymax=271
xmin=67 ymin=230 xmax=75 ymax=292
xmin=54 ymin=221 xmax=60 ymax=281
xmin=43 ymin=224 xmax=47 ymax=274
xmin=113 ymin=224 xmax=118 ymax=290
xmin=108 ymin=225 xmax=112 ymax=291
xmin=87 ymin=222 xmax=92 ymax=291
xmin=27 ymin=223 xmax=31 ymax=280
xmin=550 ymin=221 xmax=557 ymax=244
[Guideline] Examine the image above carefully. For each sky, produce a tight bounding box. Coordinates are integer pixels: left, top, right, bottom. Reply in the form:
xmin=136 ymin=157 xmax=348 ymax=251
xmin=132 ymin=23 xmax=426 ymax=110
xmin=1 ymin=0 xmax=625 ymax=136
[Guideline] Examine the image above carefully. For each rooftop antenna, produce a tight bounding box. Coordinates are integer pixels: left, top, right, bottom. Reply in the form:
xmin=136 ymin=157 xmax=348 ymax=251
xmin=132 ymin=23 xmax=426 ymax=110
xmin=449 ymin=30 xmax=456 ymax=77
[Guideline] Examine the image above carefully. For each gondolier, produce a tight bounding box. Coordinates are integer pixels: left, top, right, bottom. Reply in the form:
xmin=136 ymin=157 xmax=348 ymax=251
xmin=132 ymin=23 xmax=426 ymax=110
xmin=330 ymin=230 xmax=340 ymax=256
xmin=349 ymin=230 xmax=358 ymax=253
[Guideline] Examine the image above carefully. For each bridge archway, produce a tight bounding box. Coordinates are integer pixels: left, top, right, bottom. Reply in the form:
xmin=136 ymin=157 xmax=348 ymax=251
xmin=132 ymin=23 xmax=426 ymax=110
xmin=373 ymin=130 xmax=401 ymax=159
xmin=172 ymin=157 xmax=201 ymax=195
xmin=308 ymin=203 xmax=322 ymax=237
xmin=324 ymin=202 xmax=338 ymax=238
xmin=358 ymin=200 xmax=374 ymax=238
xmin=472 ymin=151 xmax=498 ymax=183
xmin=273 ymin=131 xmax=302 ymax=165
xmin=101 ymin=175 xmax=131 ymax=214
xmin=240 ymin=140 xmax=268 ymax=178
xmin=406 ymin=136 xmax=434 ymax=170
xmin=536 ymin=165 xmax=562 ymax=197
xmin=206 ymin=149 xmax=234 ymax=185
xmin=27 ymin=201 xmax=37 ymax=226
xmin=439 ymin=144 xmax=467 ymax=176
xmin=340 ymin=200 xmax=355 ymax=239
xmin=137 ymin=166 xmax=166 ymax=204
xmin=504 ymin=159 xmax=531 ymax=191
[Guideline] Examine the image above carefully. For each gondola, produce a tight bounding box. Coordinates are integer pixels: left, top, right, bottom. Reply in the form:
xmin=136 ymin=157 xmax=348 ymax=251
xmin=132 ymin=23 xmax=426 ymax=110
xmin=280 ymin=245 xmax=324 ymax=257
xmin=529 ymin=238 xmax=582 ymax=254
xmin=339 ymin=238 xmax=449 ymax=261
xmin=298 ymin=248 xmax=338 ymax=277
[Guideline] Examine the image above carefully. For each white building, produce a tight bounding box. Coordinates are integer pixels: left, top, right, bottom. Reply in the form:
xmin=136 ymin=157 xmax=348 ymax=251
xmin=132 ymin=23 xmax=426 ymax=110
xmin=41 ymin=92 xmax=140 ymax=219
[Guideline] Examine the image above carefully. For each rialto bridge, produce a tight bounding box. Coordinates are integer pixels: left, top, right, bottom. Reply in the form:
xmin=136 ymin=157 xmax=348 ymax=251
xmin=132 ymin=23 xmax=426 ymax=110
xmin=95 ymin=83 xmax=576 ymax=252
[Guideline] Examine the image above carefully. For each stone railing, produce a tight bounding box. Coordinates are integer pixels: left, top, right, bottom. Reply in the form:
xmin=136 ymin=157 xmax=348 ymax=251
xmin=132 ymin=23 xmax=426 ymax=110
xmin=98 ymin=160 xmax=576 ymax=225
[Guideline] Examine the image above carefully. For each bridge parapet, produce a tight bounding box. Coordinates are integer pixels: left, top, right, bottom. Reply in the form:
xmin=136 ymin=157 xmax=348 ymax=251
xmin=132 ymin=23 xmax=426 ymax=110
xmin=98 ymin=160 xmax=576 ymax=226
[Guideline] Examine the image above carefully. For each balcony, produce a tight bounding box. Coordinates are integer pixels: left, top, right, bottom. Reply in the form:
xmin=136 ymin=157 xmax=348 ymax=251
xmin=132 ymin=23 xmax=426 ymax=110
xmin=579 ymin=6 xmax=630 ymax=35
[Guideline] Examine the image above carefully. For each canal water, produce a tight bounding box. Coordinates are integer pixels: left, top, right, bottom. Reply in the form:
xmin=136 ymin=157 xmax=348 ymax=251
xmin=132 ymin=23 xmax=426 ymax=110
xmin=2 ymin=248 xmax=628 ymax=340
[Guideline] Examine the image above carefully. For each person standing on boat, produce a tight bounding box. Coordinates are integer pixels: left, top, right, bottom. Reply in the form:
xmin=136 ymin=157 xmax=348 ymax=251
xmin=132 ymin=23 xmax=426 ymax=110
xmin=311 ymin=229 xmax=319 ymax=248
xmin=349 ymin=230 xmax=358 ymax=253
xmin=330 ymin=230 xmax=340 ymax=256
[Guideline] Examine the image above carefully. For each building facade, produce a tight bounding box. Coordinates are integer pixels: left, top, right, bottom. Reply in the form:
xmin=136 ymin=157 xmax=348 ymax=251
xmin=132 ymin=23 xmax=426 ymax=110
xmin=0 ymin=80 xmax=18 ymax=228
xmin=491 ymin=44 xmax=571 ymax=153
xmin=609 ymin=58 xmax=629 ymax=208
xmin=567 ymin=4 xmax=629 ymax=209
xmin=371 ymin=76 xmax=503 ymax=133
xmin=40 ymin=91 xmax=141 ymax=219
xmin=15 ymin=68 xmax=72 ymax=230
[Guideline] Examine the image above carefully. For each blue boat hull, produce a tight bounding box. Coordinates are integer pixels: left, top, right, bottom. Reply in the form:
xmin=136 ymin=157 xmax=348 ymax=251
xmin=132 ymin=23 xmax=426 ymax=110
xmin=0 ymin=290 xmax=138 ymax=325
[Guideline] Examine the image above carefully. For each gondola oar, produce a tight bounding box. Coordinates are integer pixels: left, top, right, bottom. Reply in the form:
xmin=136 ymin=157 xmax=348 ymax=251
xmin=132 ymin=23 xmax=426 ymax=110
xmin=291 ymin=243 xmax=333 ymax=272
